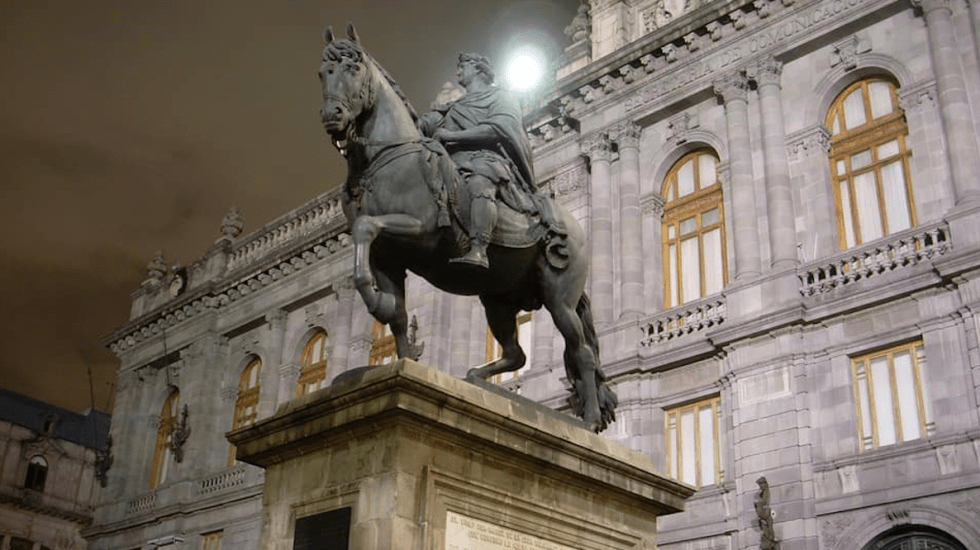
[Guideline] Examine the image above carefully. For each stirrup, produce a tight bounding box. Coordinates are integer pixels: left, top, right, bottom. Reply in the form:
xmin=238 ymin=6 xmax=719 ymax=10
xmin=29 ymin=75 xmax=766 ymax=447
xmin=450 ymin=247 xmax=489 ymax=269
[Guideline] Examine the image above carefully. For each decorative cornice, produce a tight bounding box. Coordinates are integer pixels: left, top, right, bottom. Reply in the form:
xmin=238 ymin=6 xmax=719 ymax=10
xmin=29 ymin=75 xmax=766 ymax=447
xmin=546 ymin=0 xmax=877 ymax=119
xmin=107 ymin=225 xmax=352 ymax=355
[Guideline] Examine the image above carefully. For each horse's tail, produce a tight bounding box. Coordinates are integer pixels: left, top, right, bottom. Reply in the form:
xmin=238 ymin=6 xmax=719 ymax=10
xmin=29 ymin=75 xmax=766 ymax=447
xmin=573 ymin=293 xmax=619 ymax=432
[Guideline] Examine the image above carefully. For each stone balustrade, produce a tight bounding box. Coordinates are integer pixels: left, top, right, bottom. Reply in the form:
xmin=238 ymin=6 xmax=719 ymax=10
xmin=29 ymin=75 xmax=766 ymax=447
xmin=798 ymin=222 xmax=951 ymax=296
xmin=640 ymin=296 xmax=727 ymax=346
xmin=225 ymin=191 xmax=345 ymax=274
xmin=197 ymin=465 xmax=247 ymax=496
xmin=126 ymin=492 xmax=156 ymax=516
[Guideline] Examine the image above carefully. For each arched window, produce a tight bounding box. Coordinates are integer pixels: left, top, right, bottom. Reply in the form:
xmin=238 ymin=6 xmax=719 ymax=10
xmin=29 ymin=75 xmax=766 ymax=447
xmin=661 ymin=149 xmax=728 ymax=308
xmin=150 ymin=388 xmax=180 ymax=489
xmin=229 ymin=357 xmax=262 ymax=465
xmin=296 ymin=329 xmax=328 ymax=396
xmin=24 ymin=455 xmax=47 ymax=491
xmin=827 ymin=77 xmax=915 ymax=249
xmin=369 ymin=322 xmax=397 ymax=365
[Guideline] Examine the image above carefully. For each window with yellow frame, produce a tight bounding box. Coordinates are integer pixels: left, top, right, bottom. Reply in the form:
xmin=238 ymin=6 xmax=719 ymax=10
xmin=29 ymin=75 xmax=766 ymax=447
xmin=296 ymin=329 xmax=328 ymax=397
xmin=369 ymin=321 xmax=398 ymax=365
xmin=228 ymin=357 xmax=261 ymax=466
xmin=852 ymin=340 xmax=933 ymax=451
xmin=150 ymin=388 xmax=180 ymax=489
xmin=486 ymin=312 xmax=533 ymax=383
xmin=664 ymin=395 xmax=722 ymax=488
xmin=200 ymin=530 xmax=223 ymax=550
xmin=827 ymin=78 xmax=916 ymax=249
xmin=661 ymin=149 xmax=728 ymax=309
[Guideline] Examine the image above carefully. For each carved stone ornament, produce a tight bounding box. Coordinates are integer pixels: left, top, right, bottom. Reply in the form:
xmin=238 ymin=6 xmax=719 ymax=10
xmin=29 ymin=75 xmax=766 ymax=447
xmin=404 ymin=314 xmax=425 ymax=361
xmin=549 ymin=165 xmax=587 ymax=197
xmin=94 ymin=435 xmax=113 ymax=488
xmin=582 ymin=134 xmax=613 ymax=163
xmin=147 ymin=251 xmax=167 ymax=283
xmin=755 ymin=476 xmax=778 ymax=550
xmin=564 ymin=2 xmax=590 ymax=44
xmin=665 ymin=112 xmax=695 ymax=143
xmin=752 ymin=56 xmax=783 ymax=88
xmin=615 ymin=122 xmax=641 ymax=149
xmin=830 ymin=35 xmax=868 ymax=71
xmin=898 ymin=83 xmax=936 ymax=114
xmin=640 ymin=193 xmax=666 ymax=217
xmin=713 ymin=70 xmax=750 ymax=104
xmin=169 ymin=404 xmax=190 ymax=463
xmin=221 ymin=206 xmax=244 ymax=239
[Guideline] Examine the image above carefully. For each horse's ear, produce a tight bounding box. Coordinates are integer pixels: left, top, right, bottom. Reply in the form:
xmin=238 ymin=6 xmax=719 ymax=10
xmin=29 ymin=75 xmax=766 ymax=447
xmin=323 ymin=26 xmax=335 ymax=44
xmin=346 ymin=22 xmax=359 ymax=43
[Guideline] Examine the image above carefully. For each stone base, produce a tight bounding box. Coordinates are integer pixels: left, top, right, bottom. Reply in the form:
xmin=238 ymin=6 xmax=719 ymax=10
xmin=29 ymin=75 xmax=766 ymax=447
xmin=228 ymin=360 xmax=693 ymax=550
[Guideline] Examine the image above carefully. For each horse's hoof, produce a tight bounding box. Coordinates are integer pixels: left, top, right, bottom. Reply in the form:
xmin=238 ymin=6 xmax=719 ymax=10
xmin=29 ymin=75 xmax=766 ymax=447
xmin=465 ymin=367 xmax=488 ymax=382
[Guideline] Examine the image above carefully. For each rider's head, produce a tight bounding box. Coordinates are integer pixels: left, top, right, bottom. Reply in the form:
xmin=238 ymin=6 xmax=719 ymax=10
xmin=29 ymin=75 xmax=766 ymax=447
xmin=457 ymin=53 xmax=494 ymax=86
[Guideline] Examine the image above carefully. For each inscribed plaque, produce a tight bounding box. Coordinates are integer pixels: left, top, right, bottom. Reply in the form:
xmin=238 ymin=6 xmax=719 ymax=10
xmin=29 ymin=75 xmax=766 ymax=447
xmin=445 ymin=511 xmax=576 ymax=550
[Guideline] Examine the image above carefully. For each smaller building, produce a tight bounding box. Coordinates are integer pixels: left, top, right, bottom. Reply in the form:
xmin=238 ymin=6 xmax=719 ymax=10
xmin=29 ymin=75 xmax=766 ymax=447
xmin=0 ymin=388 xmax=111 ymax=550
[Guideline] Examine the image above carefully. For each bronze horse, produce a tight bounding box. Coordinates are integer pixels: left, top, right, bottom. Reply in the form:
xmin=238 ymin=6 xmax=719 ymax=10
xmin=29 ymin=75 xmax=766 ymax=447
xmin=318 ymin=24 xmax=616 ymax=431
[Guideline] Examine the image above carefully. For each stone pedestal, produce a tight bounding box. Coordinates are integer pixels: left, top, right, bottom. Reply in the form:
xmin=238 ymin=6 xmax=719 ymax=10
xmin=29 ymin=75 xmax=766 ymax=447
xmin=228 ymin=360 xmax=694 ymax=550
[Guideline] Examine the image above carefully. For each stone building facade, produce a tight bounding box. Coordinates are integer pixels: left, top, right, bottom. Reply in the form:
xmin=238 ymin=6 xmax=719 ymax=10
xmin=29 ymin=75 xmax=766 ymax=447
xmin=0 ymin=388 xmax=110 ymax=550
xmin=88 ymin=0 xmax=980 ymax=548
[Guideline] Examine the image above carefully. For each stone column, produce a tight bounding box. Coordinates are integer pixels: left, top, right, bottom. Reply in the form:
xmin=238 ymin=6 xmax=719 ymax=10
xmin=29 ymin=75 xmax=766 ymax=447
xmin=277 ymin=363 xmax=301 ymax=406
xmin=752 ymin=57 xmax=798 ymax=270
xmin=714 ymin=70 xmax=762 ymax=279
xmin=615 ymin=122 xmax=645 ymax=320
xmin=261 ymin=310 xmax=288 ymax=419
xmin=329 ymin=277 xmax=356 ymax=374
xmin=913 ymin=0 xmax=980 ymax=206
xmin=641 ymin=194 xmax=666 ymax=313
xmin=583 ymin=133 xmax=615 ymax=326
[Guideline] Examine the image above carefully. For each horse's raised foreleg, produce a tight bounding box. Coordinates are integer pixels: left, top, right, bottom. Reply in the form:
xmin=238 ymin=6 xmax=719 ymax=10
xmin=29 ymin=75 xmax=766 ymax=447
xmin=466 ymin=300 xmax=525 ymax=381
xmin=372 ymin=264 xmax=422 ymax=360
xmin=351 ymin=214 xmax=423 ymax=323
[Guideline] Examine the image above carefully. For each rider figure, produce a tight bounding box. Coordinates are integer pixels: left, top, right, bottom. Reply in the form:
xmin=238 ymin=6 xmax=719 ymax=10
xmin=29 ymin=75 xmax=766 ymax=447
xmin=420 ymin=53 xmax=538 ymax=269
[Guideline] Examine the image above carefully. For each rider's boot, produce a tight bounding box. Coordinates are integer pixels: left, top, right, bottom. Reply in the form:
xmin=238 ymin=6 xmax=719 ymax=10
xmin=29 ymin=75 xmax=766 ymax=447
xmin=451 ymin=196 xmax=496 ymax=269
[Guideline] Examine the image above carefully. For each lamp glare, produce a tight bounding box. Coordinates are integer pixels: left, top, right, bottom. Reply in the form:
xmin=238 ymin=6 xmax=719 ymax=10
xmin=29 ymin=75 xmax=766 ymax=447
xmin=507 ymin=55 xmax=541 ymax=91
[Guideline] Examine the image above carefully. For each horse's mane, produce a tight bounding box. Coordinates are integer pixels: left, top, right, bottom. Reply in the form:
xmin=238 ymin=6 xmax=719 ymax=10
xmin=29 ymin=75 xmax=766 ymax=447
xmin=324 ymin=39 xmax=419 ymax=124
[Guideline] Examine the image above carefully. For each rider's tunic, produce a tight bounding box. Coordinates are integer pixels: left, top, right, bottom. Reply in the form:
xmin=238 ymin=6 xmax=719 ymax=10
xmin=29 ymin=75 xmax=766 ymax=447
xmin=419 ymin=87 xmax=537 ymax=214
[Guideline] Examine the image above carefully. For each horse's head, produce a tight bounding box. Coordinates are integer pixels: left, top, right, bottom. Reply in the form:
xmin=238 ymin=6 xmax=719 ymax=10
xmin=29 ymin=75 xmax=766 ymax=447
xmin=319 ymin=23 xmax=374 ymax=142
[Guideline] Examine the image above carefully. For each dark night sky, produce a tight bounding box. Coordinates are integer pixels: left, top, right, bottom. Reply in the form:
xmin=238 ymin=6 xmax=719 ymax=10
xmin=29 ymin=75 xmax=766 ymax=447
xmin=0 ymin=0 xmax=578 ymax=413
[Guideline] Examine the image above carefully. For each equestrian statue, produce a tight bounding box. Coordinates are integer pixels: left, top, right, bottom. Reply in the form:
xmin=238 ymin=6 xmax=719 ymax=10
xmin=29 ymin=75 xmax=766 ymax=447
xmin=318 ymin=23 xmax=617 ymax=432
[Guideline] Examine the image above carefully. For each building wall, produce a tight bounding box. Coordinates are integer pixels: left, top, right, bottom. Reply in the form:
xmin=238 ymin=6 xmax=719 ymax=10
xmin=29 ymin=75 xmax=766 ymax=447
xmin=91 ymin=0 xmax=980 ymax=548
xmin=0 ymin=390 xmax=109 ymax=550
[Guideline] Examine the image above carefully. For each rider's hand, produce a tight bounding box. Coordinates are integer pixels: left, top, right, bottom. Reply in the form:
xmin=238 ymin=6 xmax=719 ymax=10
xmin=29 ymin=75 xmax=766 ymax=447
xmin=433 ymin=129 xmax=452 ymax=143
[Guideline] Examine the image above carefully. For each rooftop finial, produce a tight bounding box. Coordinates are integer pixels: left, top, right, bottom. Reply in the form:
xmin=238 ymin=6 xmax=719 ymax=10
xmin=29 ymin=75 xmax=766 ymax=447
xmin=221 ymin=206 xmax=244 ymax=240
